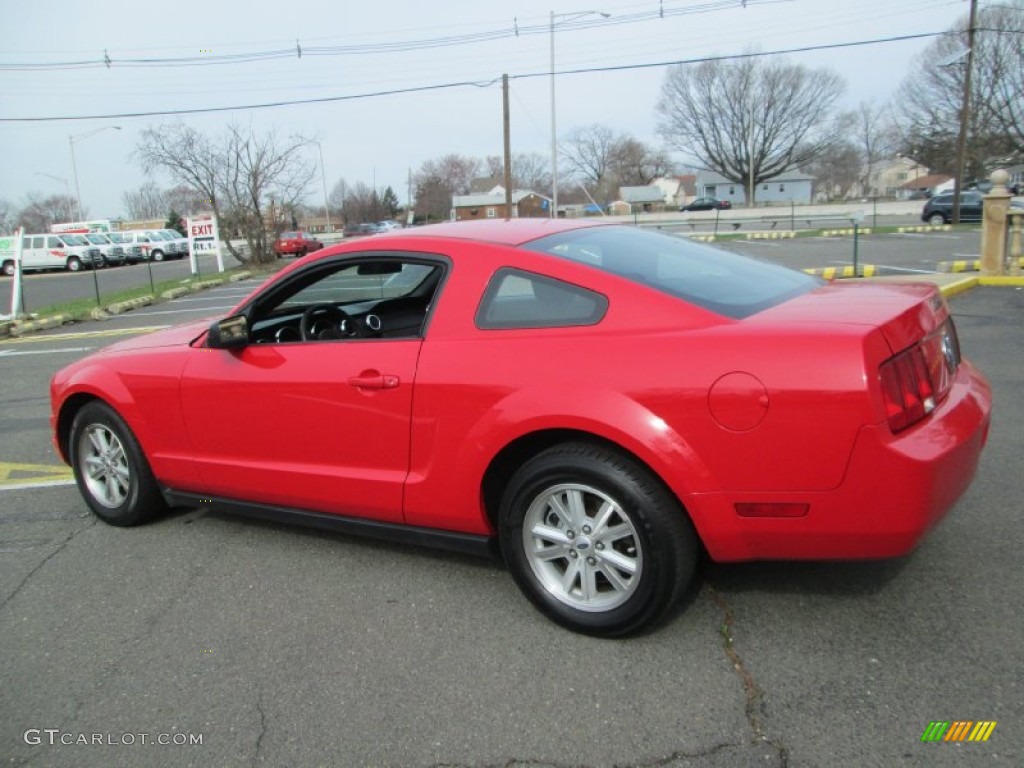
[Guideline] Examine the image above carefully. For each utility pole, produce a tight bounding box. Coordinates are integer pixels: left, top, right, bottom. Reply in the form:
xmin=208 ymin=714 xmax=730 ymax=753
xmin=502 ymin=74 xmax=513 ymax=218
xmin=952 ymin=0 xmax=978 ymax=225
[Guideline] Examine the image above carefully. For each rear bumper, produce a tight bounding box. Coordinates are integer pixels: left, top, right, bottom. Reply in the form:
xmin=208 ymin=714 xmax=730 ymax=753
xmin=692 ymin=361 xmax=992 ymax=561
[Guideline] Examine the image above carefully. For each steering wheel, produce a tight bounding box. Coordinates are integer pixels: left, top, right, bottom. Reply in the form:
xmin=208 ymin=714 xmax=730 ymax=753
xmin=300 ymin=303 xmax=352 ymax=341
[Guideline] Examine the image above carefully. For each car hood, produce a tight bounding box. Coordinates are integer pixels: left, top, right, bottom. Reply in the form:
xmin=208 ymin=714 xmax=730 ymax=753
xmin=97 ymin=318 xmax=213 ymax=355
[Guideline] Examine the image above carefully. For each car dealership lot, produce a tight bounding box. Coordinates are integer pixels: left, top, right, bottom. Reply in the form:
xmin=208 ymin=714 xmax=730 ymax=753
xmin=1 ymin=268 xmax=1022 ymax=766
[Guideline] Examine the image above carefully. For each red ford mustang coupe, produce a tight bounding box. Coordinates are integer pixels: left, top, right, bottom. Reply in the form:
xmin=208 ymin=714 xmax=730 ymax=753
xmin=50 ymin=219 xmax=991 ymax=636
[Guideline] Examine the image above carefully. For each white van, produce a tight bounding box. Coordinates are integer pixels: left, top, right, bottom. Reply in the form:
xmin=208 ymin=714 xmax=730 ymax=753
xmin=1 ymin=233 xmax=103 ymax=275
xmin=105 ymin=232 xmax=144 ymax=264
xmin=82 ymin=233 xmax=127 ymax=267
xmin=118 ymin=230 xmax=180 ymax=262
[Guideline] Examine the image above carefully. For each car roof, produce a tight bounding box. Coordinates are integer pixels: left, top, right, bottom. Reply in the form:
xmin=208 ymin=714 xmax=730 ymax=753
xmin=379 ymin=217 xmax=608 ymax=246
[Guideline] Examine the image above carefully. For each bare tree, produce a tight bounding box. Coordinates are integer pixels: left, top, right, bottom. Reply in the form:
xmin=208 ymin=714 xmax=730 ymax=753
xmin=329 ymin=178 xmax=349 ymax=220
xmin=803 ymin=141 xmax=862 ymax=201
xmin=484 ymin=152 xmax=551 ymax=193
xmin=895 ymin=3 xmax=1021 ymax=177
xmin=412 ymin=154 xmax=481 ymax=221
xmin=16 ymin=193 xmax=80 ymax=233
xmin=0 ymin=198 xmax=15 ymax=235
xmin=561 ymin=124 xmax=618 ymax=189
xmin=850 ymin=102 xmax=900 ymax=194
xmin=122 ymin=182 xmax=169 ymax=220
xmin=657 ymin=56 xmax=845 ymax=205
xmin=136 ymin=122 xmax=316 ymax=264
xmin=967 ymin=1 xmax=1024 ymax=156
xmin=608 ymin=138 xmax=674 ymax=186
xmin=123 ymin=183 xmax=210 ymax=221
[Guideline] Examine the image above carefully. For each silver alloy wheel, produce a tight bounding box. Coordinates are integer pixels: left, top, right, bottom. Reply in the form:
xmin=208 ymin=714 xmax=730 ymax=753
xmin=522 ymin=483 xmax=643 ymax=612
xmin=78 ymin=423 xmax=132 ymax=509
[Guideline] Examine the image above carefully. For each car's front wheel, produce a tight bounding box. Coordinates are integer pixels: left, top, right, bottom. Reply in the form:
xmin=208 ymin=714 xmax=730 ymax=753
xmin=69 ymin=402 xmax=167 ymax=526
xmin=499 ymin=442 xmax=698 ymax=637
xmin=928 ymin=213 xmax=947 ymax=226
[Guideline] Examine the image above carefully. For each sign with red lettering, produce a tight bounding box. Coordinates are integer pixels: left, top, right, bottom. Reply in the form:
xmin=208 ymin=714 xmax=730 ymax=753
xmin=185 ymin=214 xmax=223 ymax=274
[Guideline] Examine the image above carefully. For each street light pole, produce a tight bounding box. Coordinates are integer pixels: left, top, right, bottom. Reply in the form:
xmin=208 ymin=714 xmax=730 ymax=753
xmin=550 ymin=11 xmax=557 ymax=219
xmin=952 ymin=0 xmax=978 ymax=225
xmin=68 ymin=126 xmax=121 ymax=221
xmin=317 ymin=142 xmax=332 ymax=233
xmin=550 ymin=9 xmax=609 ymax=220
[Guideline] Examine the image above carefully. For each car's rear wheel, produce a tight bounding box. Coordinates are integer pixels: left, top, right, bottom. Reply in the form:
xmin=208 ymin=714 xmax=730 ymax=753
xmin=928 ymin=213 xmax=947 ymax=226
xmin=2 ymin=260 xmax=14 ymax=277
xmin=499 ymin=442 xmax=698 ymax=637
xmin=69 ymin=402 xmax=167 ymax=526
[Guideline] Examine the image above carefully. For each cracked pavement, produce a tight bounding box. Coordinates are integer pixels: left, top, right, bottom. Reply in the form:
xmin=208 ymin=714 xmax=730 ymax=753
xmin=1 ymin=285 xmax=1021 ymax=766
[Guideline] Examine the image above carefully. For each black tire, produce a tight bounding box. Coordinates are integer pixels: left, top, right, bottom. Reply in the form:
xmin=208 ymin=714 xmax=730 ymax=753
xmin=499 ymin=442 xmax=698 ymax=637
xmin=2 ymin=260 xmax=14 ymax=277
xmin=69 ymin=401 xmax=167 ymax=527
xmin=928 ymin=213 xmax=947 ymax=226
xmin=66 ymin=256 xmax=82 ymax=272
xmin=152 ymin=250 xmax=164 ymax=262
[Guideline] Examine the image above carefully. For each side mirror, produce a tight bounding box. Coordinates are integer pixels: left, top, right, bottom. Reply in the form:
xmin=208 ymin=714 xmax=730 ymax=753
xmin=207 ymin=315 xmax=250 ymax=349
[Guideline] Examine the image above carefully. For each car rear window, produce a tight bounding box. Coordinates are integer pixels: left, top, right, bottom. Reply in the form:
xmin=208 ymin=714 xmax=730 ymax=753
xmin=523 ymin=226 xmax=821 ymax=319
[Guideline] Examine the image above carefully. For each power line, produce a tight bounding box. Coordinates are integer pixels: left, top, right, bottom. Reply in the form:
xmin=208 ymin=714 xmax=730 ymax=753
xmin=0 ymin=31 xmax=947 ymax=123
xmin=0 ymin=0 xmax=792 ymax=71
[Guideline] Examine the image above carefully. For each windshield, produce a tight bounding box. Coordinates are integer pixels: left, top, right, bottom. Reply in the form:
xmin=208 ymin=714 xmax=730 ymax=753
xmin=146 ymin=231 xmax=170 ymax=241
xmin=523 ymin=226 xmax=822 ymax=319
xmin=86 ymin=234 xmax=110 ymax=244
xmin=60 ymin=235 xmax=89 ymax=246
xmin=107 ymin=233 xmax=126 ymax=243
xmin=161 ymin=230 xmax=182 ymax=239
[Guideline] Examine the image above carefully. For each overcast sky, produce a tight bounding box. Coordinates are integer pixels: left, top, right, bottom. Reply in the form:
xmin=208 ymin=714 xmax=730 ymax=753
xmin=0 ymin=0 xmax=971 ymax=221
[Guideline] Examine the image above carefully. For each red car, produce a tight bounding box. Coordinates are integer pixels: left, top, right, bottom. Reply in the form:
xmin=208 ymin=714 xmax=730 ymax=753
xmin=50 ymin=220 xmax=991 ymax=636
xmin=273 ymin=231 xmax=324 ymax=257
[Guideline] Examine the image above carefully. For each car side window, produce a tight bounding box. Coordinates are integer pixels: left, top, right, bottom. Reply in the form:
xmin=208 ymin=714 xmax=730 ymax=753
xmin=247 ymin=258 xmax=444 ymax=344
xmin=47 ymin=237 xmax=63 ymax=248
xmin=476 ymin=268 xmax=608 ymax=330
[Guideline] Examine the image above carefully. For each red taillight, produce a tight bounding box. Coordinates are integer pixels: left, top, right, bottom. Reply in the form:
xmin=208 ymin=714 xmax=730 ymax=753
xmin=879 ymin=318 xmax=960 ymax=433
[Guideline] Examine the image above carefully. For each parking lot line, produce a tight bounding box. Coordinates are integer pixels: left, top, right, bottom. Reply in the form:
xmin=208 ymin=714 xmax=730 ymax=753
xmin=0 ymin=461 xmax=74 ymax=491
xmin=0 ymin=326 xmax=169 ymax=345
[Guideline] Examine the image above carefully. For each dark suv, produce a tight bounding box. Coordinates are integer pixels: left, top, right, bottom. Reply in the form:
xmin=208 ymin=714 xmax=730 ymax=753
xmin=921 ymin=192 xmax=984 ymax=225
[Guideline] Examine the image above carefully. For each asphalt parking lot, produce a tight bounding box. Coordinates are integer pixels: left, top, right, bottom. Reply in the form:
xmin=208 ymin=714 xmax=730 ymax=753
xmin=0 ymin=271 xmax=1021 ymax=766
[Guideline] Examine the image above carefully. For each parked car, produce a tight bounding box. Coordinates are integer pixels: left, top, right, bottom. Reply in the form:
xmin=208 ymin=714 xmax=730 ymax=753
xmin=273 ymin=231 xmax=324 ymax=257
xmin=344 ymin=223 xmax=381 ymax=237
xmin=680 ymin=197 xmax=732 ymax=212
xmin=923 ymin=192 xmax=1024 ymax=224
xmin=50 ymin=219 xmax=991 ymax=636
xmin=922 ymin=192 xmax=985 ymax=224
xmin=375 ymin=220 xmax=401 ymax=232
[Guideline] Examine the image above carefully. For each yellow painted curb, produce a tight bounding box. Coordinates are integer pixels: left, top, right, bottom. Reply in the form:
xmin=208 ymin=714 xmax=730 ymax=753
xmin=978 ymin=276 xmax=1024 ymax=286
xmin=803 ymin=265 xmax=878 ymax=279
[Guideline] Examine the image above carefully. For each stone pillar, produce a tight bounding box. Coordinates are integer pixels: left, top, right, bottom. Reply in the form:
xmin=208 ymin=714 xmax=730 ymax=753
xmin=980 ymin=169 xmax=1011 ymax=276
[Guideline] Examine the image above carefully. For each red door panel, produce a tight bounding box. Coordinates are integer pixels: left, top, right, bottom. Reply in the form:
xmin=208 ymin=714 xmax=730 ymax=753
xmin=179 ymin=340 xmax=421 ymax=522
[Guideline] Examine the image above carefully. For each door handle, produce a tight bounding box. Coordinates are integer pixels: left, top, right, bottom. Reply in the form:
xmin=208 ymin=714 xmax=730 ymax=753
xmin=347 ymin=372 xmax=400 ymax=390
